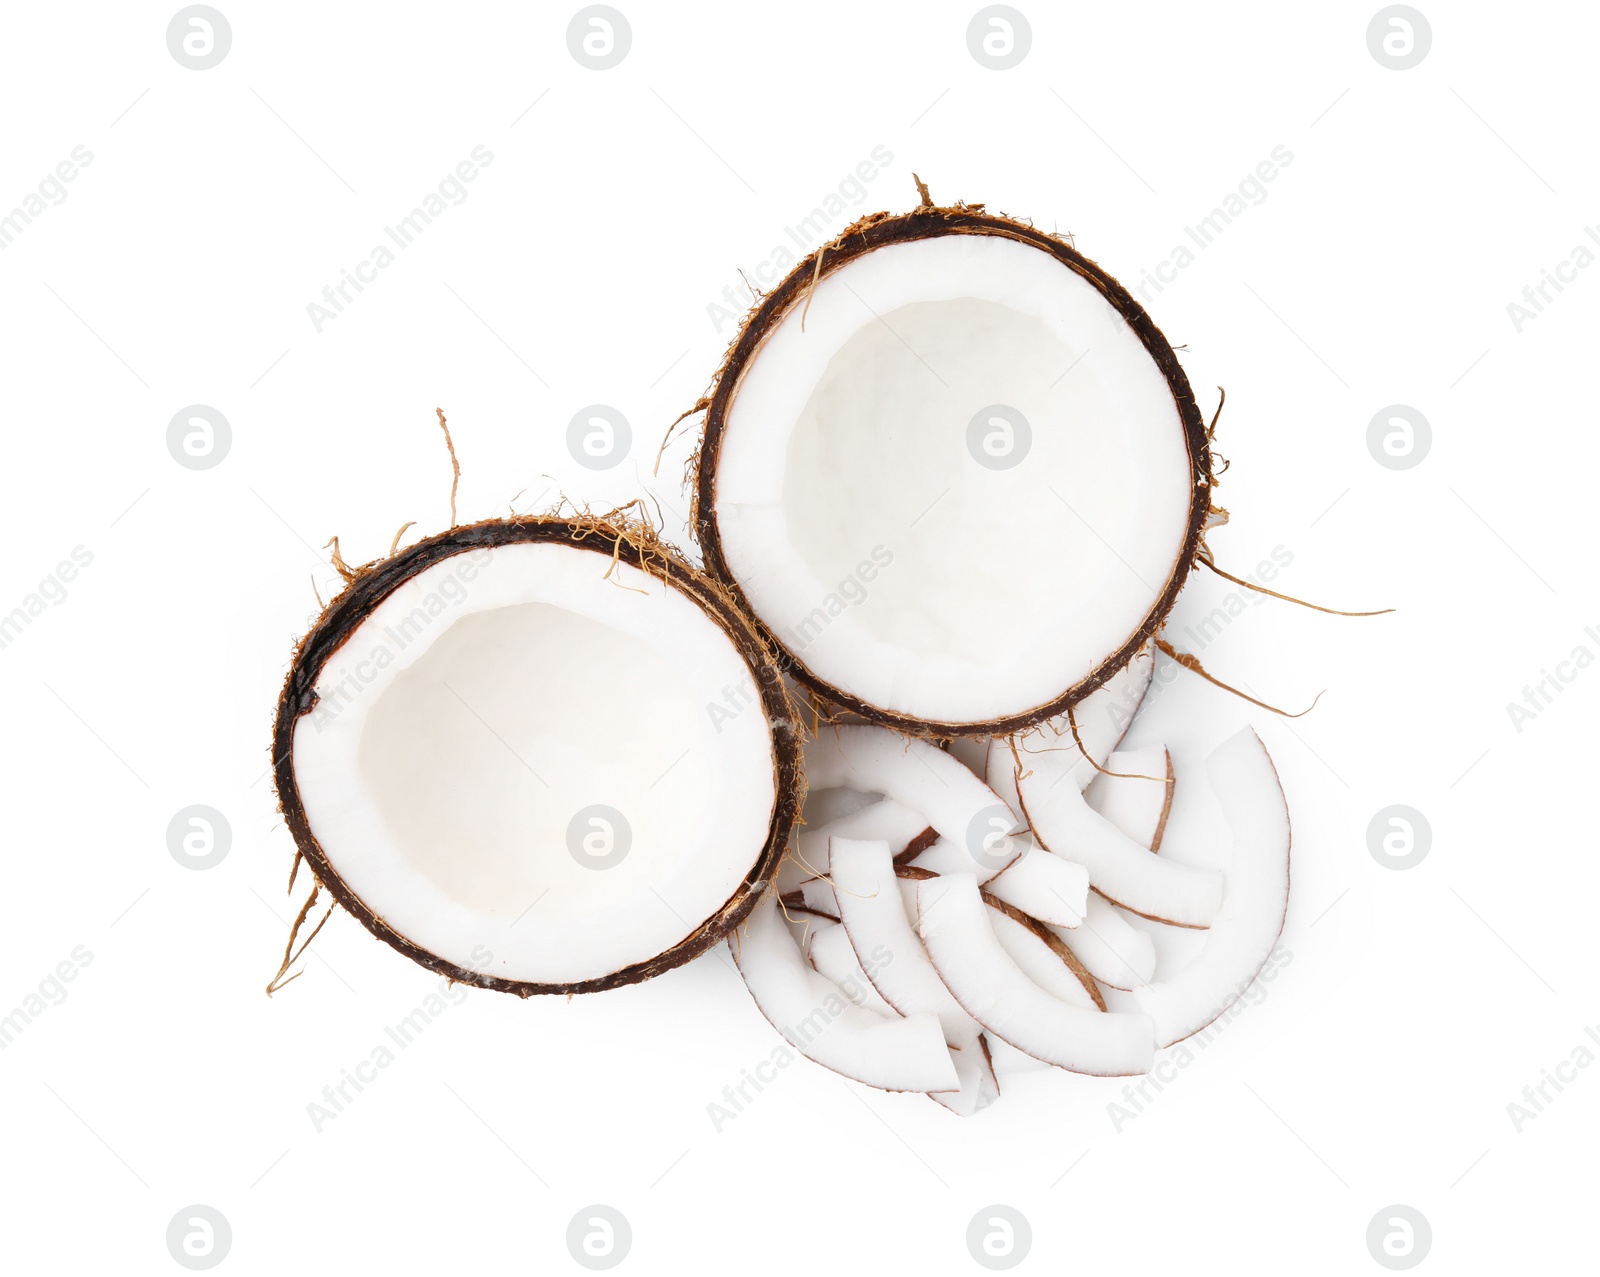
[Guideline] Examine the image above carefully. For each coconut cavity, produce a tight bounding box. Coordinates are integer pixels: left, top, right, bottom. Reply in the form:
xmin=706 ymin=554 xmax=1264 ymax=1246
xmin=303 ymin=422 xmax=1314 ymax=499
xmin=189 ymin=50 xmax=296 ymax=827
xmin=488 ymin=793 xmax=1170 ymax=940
xmin=275 ymin=520 xmax=800 ymax=995
xmin=701 ymin=214 xmax=1209 ymax=735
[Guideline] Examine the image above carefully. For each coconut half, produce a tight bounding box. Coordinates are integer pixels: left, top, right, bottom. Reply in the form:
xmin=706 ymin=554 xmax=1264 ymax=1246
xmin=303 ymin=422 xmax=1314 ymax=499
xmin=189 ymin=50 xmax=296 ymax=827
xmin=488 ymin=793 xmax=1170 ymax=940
xmin=272 ymin=517 xmax=802 ymax=995
xmin=694 ymin=205 xmax=1211 ymax=737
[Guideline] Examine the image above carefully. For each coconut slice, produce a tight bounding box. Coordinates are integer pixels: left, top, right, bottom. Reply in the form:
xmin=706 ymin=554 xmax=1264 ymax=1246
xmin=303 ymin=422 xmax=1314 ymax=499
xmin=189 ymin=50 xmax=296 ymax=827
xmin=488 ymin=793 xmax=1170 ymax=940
xmin=800 ymin=784 xmax=882 ymax=828
xmin=936 ymin=1041 xmax=1002 ymax=1117
xmin=986 ymin=645 xmax=1155 ymax=810
xmin=1084 ymin=745 xmax=1175 ymax=852
xmin=1049 ymin=895 xmax=1156 ymax=991
xmin=779 ymin=796 xmax=929 ymax=891
xmin=940 ymin=840 xmax=1089 ymax=929
xmin=1133 ymin=728 xmax=1291 ymax=1047
xmin=984 ymin=898 xmax=1104 ymax=1011
xmin=805 ymin=725 xmax=1022 ymax=881
xmin=1016 ymin=760 xmax=1222 ymax=928
xmin=829 ymin=837 xmax=997 ymax=1115
xmin=830 ymin=840 xmax=979 ymax=1042
xmin=806 ymin=921 xmax=897 ymax=1017
xmin=985 ymin=1035 xmax=1053 ymax=1077
xmin=696 ymin=207 xmax=1210 ymax=737
xmin=732 ymin=892 xmax=958 ymax=1093
xmin=915 ymin=874 xmax=1155 ymax=1075
xmin=273 ymin=518 xmax=802 ymax=995
xmin=781 ymin=878 xmax=840 ymax=920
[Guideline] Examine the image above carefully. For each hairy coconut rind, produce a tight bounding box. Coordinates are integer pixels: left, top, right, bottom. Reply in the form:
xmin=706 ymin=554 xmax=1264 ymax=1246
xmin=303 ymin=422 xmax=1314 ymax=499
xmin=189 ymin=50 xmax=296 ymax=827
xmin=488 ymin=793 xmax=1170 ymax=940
xmin=693 ymin=206 xmax=1214 ymax=739
xmin=271 ymin=515 xmax=805 ymax=997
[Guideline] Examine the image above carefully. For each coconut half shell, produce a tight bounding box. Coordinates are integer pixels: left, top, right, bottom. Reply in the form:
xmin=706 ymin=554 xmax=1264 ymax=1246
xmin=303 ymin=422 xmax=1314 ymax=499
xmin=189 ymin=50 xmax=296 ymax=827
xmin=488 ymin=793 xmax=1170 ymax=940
xmin=272 ymin=515 xmax=803 ymax=996
xmin=694 ymin=202 xmax=1213 ymax=738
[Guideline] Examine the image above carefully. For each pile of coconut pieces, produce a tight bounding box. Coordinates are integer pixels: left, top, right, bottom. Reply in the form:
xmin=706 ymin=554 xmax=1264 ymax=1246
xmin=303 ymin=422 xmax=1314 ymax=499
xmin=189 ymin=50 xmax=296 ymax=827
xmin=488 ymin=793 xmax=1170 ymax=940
xmin=731 ymin=649 xmax=1291 ymax=1115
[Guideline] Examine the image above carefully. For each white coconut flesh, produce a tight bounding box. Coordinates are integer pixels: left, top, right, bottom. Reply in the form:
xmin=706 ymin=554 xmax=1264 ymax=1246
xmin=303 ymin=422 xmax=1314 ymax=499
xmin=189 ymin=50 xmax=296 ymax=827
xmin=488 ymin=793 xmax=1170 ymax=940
xmin=1084 ymin=745 xmax=1175 ymax=852
xmin=731 ymin=892 xmax=959 ymax=1094
xmin=779 ymin=795 xmax=929 ymax=892
xmin=985 ymin=645 xmax=1154 ymax=810
xmin=916 ymin=874 xmax=1155 ymax=1076
xmin=926 ymin=839 xmax=1089 ymax=929
xmin=713 ymin=234 xmax=1193 ymax=728
xmin=805 ymin=921 xmax=897 ymax=1018
xmin=1050 ymin=895 xmax=1157 ymax=991
xmin=1132 ymin=728 xmax=1291 ymax=1047
xmin=806 ymin=725 xmax=1022 ymax=881
xmin=829 ymin=839 xmax=980 ymax=1043
xmin=828 ymin=838 xmax=997 ymax=1116
xmin=783 ymin=877 xmax=841 ymax=920
xmin=985 ymin=907 xmax=1103 ymax=1012
xmin=1016 ymin=756 xmax=1223 ymax=928
xmin=291 ymin=541 xmax=780 ymax=988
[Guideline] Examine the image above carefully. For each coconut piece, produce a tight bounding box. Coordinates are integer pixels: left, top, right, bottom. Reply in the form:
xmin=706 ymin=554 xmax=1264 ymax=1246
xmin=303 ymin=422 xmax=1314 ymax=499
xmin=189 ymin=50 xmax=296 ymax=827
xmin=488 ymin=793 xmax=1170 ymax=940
xmin=1049 ymin=895 xmax=1157 ymax=991
xmin=1132 ymin=728 xmax=1291 ymax=1047
xmin=806 ymin=920 xmax=897 ymax=1017
xmin=984 ymin=898 xmax=1104 ymax=1011
xmin=1084 ymin=745 xmax=1175 ymax=852
xmin=986 ymin=646 xmax=1155 ymax=811
xmin=904 ymin=824 xmax=1029 ymax=884
xmin=894 ymin=826 xmax=941 ymax=864
xmin=800 ymin=785 xmax=881 ymax=828
xmin=274 ymin=517 xmax=802 ymax=995
xmin=696 ymin=207 xmax=1212 ymax=738
xmin=915 ymin=874 xmax=1155 ymax=1076
xmin=732 ymin=892 xmax=959 ymax=1094
xmin=985 ymin=1034 xmax=1053 ymax=1076
xmin=805 ymin=725 xmax=1023 ymax=881
xmin=779 ymin=796 xmax=929 ymax=892
xmin=829 ymin=838 xmax=998 ymax=1116
xmin=780 ymin=878 xmax=839 ymax=920
xmin=1016 ymin=762 xmax=1222 ymax=928
xmin=946 ymin=840 xmax=1089 ymax=929
xmin=829 ymin=840 xmax=977 ymax=1041
xmin=937 ymin=1040 xmax=1002 ymax=1118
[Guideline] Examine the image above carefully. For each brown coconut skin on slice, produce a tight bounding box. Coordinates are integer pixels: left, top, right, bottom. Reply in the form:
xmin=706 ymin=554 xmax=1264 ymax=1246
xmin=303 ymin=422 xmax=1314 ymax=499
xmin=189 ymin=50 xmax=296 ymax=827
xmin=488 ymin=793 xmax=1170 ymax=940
xmin=692 ymin=203 xmax=1216 ymax=740
xmin=271 ymin=515 xmax=805 ymax=997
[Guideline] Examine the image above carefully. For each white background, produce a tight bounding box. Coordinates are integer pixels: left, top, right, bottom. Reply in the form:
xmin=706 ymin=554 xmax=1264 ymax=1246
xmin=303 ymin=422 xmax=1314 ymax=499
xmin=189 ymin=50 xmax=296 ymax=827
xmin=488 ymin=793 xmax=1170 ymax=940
xmin=1 ymin=1 xmax=1594 ymax=1272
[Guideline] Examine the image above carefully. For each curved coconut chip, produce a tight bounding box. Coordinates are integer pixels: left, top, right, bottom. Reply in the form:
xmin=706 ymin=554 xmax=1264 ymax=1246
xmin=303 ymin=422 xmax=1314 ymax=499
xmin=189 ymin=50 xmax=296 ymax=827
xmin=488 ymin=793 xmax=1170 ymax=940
xmin=1049 ymin=895 xmax=1157 ymax=992
xmin=805 ymin=920 xmax=898 ymax=1018
xmin=986 ymin=645 xmax=1156 ymax=811
xmin=1132 ymin=728 xmax=1291 ymax=1047
xmin=917 ymin=837 xmax=1089 ymax=930
xmin=732 ymin=891 xmax=958 ymax=1094
xmin=1084 ymin=744 xmax=1175 ymax=853
xmin=830 ymin=837 xmax=998 ymax=1116
xmin=1015 ymin=760 xmax=1223 ymax=929
xmin=780 ymin=795 xmax=929 ymax=892
xmin=983 ymin=895 xmax=1105 ymax=1012
xmin=915 ymin=874 xmax=1155 ymax=1076
xmin=804 ymin=725 xmax=1023 ymax=882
